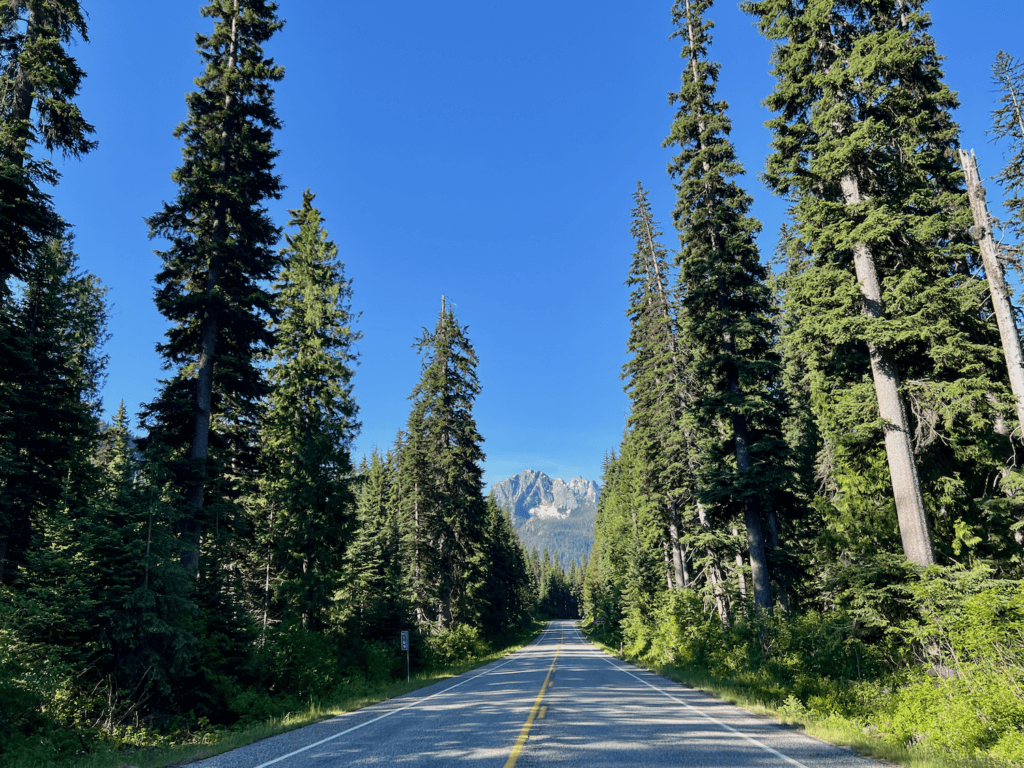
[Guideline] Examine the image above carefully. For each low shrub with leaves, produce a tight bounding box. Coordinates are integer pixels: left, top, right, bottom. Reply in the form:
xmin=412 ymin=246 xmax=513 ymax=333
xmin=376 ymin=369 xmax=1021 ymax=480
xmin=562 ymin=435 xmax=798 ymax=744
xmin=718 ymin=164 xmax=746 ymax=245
xmin=424 ymin=624 xmax=489 ymax=667
xmin=613 ymin=566 xmax=1024 ymax=765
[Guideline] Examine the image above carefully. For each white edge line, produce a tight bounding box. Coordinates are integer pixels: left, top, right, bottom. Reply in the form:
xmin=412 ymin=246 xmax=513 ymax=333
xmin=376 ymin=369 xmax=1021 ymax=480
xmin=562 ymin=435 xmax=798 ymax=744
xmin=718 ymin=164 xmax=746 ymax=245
xmin=572 ymin=624 xmax=812 ymax=768
xmin=251 ymin=625 xmax=556 ymax=768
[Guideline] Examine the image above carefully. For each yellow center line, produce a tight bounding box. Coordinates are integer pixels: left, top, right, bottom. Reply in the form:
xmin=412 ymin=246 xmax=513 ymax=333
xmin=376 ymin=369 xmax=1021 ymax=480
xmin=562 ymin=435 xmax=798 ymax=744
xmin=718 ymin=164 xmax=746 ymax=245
xmin=503 ymin=637 xmax=560 ymax=768
xmin=538 ymin=705 xmax=547 ymax=719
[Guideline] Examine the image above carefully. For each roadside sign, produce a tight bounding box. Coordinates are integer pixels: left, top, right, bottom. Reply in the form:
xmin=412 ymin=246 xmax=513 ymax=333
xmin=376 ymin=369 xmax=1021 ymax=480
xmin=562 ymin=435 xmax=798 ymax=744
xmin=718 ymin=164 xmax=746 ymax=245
xmin=401 ymin=630 xmax=410 ymax=682
xmin=596 ymin=617 xmax=605 ymax=626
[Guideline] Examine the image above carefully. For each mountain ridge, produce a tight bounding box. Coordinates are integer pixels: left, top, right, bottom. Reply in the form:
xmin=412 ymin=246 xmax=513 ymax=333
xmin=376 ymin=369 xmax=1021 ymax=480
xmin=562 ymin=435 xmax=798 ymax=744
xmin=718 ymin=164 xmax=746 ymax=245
xmin=491 ymin=470 xmax=599 ymax=568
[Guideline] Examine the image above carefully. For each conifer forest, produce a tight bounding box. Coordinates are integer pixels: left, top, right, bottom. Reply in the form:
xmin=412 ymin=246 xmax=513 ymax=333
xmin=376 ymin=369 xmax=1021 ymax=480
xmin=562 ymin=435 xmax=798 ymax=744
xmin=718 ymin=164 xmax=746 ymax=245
xmin=2 ymin=0 xmax=1024 ymax=766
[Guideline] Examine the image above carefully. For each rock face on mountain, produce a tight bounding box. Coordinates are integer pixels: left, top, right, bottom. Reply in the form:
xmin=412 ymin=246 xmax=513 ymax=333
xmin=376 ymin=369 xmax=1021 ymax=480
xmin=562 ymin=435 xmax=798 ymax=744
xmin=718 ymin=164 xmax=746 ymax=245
xmin=491 ymin=470 xmax=599 ymax=568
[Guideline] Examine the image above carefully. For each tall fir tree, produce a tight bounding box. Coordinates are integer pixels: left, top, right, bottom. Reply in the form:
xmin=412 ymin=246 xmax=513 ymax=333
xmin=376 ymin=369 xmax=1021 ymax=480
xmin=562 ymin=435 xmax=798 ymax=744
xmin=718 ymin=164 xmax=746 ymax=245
xmin=588 ymin=449 xmax=630 ymax=633
xmin=479 ymin=496 xmax=534 ymax=636
xmin=341 ymin=451 xmax=406 ymax=643
xmin=665 ymin=0 xmax=789 ymax=610
xmin=622 ymin=183 xmax=695 ymax=593
xmin=0 ymin=236 xmax=107 ymax=585
xmin=0 ymin=237 xmax=118 ymax=737
xmin=258 ymin=190 xmax=361 ymax=630
xmin=79 ymin=403 xmax=197 ymax=728
xmin=0 ymin=0 xmax=95 ymax=587
xmin=745 ymin=0 xmax=1008 ymax=567
xmin=398 ymin=301 xmax=488 ymax=629
xmin=616 ymin=434 xmax=666 ymax=644
xmin=0 ymin=0 xmax=94 ymax=290
xmin=141 ymin=0 xmax=285 ymax=573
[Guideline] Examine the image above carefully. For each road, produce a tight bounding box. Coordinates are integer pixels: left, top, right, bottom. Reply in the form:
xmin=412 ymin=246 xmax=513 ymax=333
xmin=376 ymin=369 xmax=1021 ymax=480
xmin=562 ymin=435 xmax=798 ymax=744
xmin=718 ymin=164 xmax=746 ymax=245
xmin=193 ymin=620 xmax=880 ymax=767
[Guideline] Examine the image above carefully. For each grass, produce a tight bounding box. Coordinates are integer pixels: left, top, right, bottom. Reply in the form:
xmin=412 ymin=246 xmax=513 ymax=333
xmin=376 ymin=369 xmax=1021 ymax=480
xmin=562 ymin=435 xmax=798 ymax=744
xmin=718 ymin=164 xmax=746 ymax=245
xmin=9 ymin=621 xmax=545 ymax=768
xmin=576 ymin=619 xmax=1018 ymax=768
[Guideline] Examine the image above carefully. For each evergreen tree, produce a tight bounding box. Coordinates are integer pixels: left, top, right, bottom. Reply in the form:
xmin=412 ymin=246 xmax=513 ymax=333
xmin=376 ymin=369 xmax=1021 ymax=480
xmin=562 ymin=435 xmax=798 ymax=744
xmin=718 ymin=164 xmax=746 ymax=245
xmin=141 ymin=0 xmax=284 ymax=573
xmin=616 ymin=434 xmax=666 ymax=644
xmin=81 ymin=404 xmax=197 ymax=728
xmin=588 ymin=443 xmax=662 ymax=640
xmin=342 ymin=451 xmax=406 ymax=643
xmin=0 ymin=0 xmax=94 ymax=289
xmin=770 ymin=224 xmax=822 ymax=609
xmin=539 ymin=547 xmax=552 ymax=607
xmin=665 ymin=0 xmax=789 ymax=610
xmin=258 ymin=190 xmax=360 ymax=630
xmin=587 ymin=451 xmax=620 ymax=625
xmin=397 ymin=413 xmax=431 ymax=626
xmin=0 ymin=0 xmax=96 ymax=589
xmin=398 ymin=300 xmax=488 ymax=629
xmin=745 ymin=0 xmax=1006 ymax=567
xmin=529 ymin=547 xmax=542 ymax=585
xmin=622 ymin=183 xmax=694 ymax=592
xmin=0 ymin=236 xmax=107 ymax=585
xmin=479 ymin=496 xmax=534 ymax=636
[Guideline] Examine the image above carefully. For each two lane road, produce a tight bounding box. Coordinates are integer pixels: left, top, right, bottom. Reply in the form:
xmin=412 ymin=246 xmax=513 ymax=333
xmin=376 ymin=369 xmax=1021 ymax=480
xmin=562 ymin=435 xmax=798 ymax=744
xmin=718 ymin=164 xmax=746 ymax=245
xmin=195 ymin=620 xmax=879 ymax=767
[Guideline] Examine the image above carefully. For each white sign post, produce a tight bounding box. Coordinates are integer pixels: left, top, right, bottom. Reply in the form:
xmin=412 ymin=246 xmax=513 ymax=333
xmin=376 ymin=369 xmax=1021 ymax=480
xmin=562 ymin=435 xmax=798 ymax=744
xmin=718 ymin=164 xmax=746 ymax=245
xmin=401 ymin=630 xmax=410 ymax=682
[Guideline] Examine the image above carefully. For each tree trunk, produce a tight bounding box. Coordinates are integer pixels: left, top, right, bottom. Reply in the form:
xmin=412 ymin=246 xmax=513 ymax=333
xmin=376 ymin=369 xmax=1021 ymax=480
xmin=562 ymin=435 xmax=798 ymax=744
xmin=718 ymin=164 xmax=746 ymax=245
xmin=840 ymin=173 xmax=935 ymax=567
xmin=413 ymin=482 xmax=427 ymax=626
xmin=767 ymin=510 xmax=790 ymax=611
xmin=181 ymin=309 xmax=217 ymax=571
xmin=959 ymin=148 xmax=1024 ymax=434
xmin=732 ymin=526 xmax=749 ymax=604
xmin=721 ymin=308 xmax=774 ymax=610
xmin=668 ymin=511 xmax=687 ymax=589
xmin=8 ymin=8 xmax=39 ymax=166
xmin=663 ymin=541 xmax=673 ymax=591
xmin=180 ymin=4 xmax=239 ymax=572
xmin=698 ymin=502 xmax=729 ymax=627
xmin=144 ymin=512 xmax=152 ymax=591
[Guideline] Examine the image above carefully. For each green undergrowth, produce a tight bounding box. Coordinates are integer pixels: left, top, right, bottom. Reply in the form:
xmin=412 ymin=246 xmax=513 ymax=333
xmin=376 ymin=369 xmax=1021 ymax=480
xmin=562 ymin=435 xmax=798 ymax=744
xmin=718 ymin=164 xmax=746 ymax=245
xmin=578 ymin=580 xmax=1024 ymax=768
xmin=4 ymin=620 xmax=545 ymax=768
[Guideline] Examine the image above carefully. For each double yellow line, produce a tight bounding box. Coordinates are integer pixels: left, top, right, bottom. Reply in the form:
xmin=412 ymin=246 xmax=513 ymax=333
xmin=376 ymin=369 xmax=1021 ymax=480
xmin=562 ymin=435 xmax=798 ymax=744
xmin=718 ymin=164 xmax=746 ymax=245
xmin=503 ymin=633 xmax=562 ymax=768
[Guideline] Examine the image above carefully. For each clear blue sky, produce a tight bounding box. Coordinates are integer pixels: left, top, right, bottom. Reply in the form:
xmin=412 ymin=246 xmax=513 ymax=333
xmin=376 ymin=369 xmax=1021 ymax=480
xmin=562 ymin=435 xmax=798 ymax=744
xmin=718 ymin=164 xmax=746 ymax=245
xmin=49 ymin=0 xmax=1022 ymax=490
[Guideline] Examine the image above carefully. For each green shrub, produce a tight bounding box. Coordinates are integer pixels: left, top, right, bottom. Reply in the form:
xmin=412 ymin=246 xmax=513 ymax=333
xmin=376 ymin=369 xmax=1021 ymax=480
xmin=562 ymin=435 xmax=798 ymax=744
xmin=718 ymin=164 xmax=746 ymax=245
xmin=364 ymin=641 xmax=399 ymax=685
xmin=626 ymin=566 xmax=1024 ymax=764
xmin=258 ymin=624 xmax=344 ymax=701
xmin=228 ymin=687 xmax=295 ymax=723
xmin=993 ymin=730 xmax=1024 ymax=764
xmin=424 ymin=624 xmax=488 ymax=667
xmin=884 ymin=671 xmax=1024 ymax=756
xmin=646 ymin=590 xmax=720 ymax=667
xmin=778 ymin=694 xmax=810 ymax=723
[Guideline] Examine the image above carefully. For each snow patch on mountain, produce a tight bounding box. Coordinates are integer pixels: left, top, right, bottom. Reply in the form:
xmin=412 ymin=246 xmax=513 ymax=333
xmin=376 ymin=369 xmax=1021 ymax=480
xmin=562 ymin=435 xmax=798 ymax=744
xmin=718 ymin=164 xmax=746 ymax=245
xmin=528 ymin=503 xmax=570 ymax=520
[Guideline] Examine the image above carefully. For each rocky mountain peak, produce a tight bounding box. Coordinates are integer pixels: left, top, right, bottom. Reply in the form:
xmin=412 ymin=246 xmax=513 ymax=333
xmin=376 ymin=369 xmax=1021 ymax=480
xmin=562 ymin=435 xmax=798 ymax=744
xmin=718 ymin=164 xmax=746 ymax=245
xmin=491 ymin=470 xmax=599 ymax=521
xmin=491 ymin=470 xmax=600 ymax=567
xmin=564 ymin=476 xmax=599 ymax=504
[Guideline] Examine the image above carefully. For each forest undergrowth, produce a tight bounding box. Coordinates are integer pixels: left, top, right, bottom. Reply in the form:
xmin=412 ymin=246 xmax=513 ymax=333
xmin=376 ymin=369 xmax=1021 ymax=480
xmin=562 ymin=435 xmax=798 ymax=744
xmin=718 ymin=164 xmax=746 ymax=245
xmin=1 ymin=620 xmax=545 ymax=768
xmin=582 ymin=567 xmax=1024 ymax=768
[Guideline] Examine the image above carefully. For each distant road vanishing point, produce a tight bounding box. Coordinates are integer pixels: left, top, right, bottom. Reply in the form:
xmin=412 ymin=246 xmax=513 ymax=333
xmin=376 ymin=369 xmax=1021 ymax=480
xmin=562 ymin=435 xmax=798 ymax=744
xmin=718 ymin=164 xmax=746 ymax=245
xmin=192 ymin=620 xmax=882 ymax=767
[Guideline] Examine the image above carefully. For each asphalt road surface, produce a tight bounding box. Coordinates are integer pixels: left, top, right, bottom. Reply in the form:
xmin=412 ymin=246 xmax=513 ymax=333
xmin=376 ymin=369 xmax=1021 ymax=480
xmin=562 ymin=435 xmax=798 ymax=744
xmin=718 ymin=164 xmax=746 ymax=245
xmin=193 ymin=620 xmax=881 ymax=768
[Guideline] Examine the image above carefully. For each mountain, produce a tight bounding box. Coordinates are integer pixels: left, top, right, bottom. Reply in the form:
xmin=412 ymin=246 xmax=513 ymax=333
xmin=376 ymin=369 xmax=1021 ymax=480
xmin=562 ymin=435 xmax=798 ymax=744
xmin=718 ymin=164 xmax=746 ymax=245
xmin=491 ymin=470 xmax=599 ymax=568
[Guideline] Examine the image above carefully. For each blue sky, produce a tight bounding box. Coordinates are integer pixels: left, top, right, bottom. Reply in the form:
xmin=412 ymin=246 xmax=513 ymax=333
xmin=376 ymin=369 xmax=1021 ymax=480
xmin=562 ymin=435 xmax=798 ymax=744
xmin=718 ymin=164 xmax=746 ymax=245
xmin=49 ymin=0 xmax=1021 ymax=490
